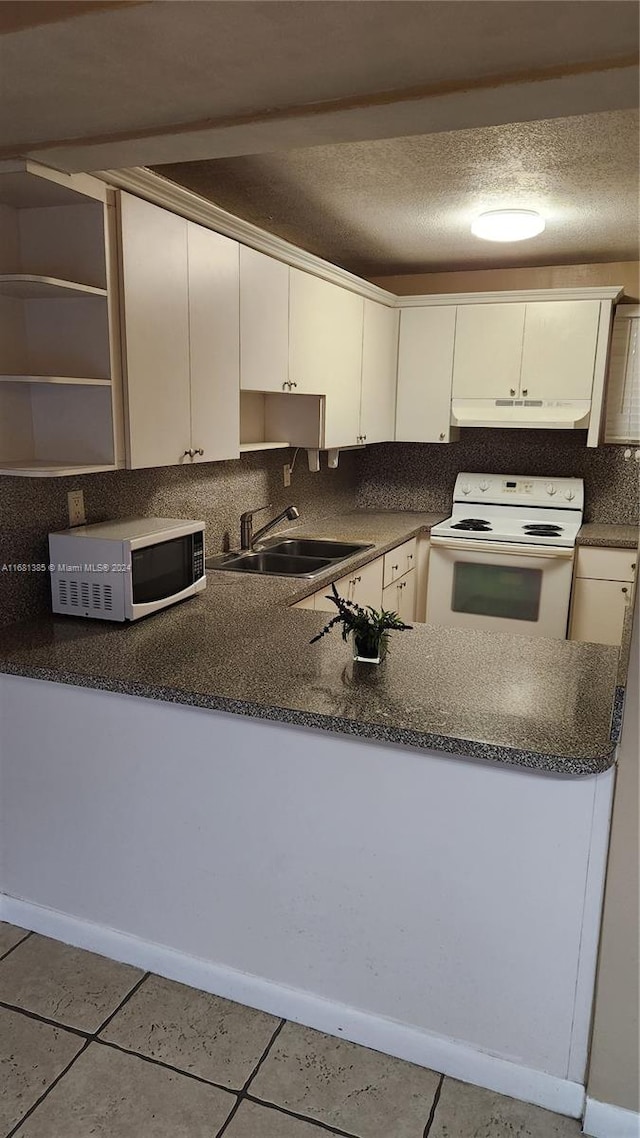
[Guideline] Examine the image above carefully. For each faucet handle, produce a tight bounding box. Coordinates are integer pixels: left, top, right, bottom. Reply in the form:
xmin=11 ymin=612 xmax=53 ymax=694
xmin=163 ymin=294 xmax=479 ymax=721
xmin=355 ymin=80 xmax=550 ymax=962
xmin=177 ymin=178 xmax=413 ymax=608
xmin=240 ymin=504 xmax=272 ymax=521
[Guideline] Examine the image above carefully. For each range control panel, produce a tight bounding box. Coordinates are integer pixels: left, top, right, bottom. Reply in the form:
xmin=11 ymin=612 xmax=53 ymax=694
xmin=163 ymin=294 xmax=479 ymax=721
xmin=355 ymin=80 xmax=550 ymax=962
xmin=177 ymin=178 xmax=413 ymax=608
xmin=452 ymin=473 xmax=584 ymax=510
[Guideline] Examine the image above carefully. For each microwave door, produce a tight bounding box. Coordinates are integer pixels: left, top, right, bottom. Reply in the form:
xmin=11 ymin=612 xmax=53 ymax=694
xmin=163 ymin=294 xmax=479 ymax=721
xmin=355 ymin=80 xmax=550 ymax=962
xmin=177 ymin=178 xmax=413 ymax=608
xmin=129 ymin=533 xmax=202 ymax=619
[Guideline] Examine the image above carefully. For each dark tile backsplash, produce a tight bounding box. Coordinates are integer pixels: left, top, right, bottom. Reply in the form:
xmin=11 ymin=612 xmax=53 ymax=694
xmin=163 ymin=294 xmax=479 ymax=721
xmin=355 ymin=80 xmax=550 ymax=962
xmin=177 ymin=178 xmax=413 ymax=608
xmin=0 ymin=448 xmax=360 ymax=627
xmin=357 ymin=431 xmax=640 ymax=524
xmin=1 ymin=430 xmax=638 ymax=627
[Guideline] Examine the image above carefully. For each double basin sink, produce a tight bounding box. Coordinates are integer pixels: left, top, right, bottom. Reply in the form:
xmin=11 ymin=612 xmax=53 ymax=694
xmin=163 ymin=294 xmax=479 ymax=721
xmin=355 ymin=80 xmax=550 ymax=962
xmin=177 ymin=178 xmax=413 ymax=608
xmin=206 ymin=538 xmax=373 ymax=579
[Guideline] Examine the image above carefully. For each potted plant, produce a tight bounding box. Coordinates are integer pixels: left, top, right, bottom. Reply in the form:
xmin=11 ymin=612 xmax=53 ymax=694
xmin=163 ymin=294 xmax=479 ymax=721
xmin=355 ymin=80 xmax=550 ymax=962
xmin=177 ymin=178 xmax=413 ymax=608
xmin=310 ymin=582 xmax=412 ymax=664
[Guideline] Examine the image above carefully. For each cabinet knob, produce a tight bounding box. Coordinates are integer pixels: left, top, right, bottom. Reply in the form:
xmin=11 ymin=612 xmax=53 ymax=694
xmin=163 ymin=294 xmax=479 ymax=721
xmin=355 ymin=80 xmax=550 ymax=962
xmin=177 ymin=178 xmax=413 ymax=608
xmin=522 ymin=389 xmax=528 ymax=397
xmin=184 ymin=448 xmax=195 ymax=458
xmin=392 ymin=564 xmax=399 ymax=571
xmin=439 ymin=432 xmax=446 ymax=440
xmin=291 ymin=381 xmax=298 ymax=389
xmin=622 ymin=587 xmax=629 ymax=594
xmin=632 ymin=563 xmax=636 ymax=571
xmin=510 ymin=388 xmax=516 ymax=397
xmin=362 ymin=434 xmax=366 ymax=441
xmin=194 ymin=448 xmax=204 ymax=456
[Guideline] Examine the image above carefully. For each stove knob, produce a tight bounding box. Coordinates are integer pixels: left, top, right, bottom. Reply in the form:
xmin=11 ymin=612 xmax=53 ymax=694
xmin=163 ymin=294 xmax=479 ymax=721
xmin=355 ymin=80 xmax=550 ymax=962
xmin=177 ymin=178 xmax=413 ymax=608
xmin=461 ymin=483 xmax=471 ymax=495
xmin=479 ymin=480 xmax=489 ymax=492
xmin=546 ymin=483 xmax=557 ymax=496
xmin=565 ymin=490 xmax=576 ymax=501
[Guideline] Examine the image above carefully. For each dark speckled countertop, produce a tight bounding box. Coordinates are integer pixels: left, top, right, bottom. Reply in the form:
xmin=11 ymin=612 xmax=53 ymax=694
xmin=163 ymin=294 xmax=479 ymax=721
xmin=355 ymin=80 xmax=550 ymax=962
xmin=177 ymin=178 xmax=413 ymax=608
xmin=0 ymin=511 xmax=628 ymax=777
xmin=577 ymin=523 xmax=639 ymax=549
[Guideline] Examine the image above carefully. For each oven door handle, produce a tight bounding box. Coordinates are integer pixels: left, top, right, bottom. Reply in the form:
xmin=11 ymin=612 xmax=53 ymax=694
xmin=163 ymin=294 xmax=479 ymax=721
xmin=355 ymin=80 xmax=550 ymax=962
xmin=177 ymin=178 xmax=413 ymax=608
xmin=430 ymin=536 xmax=575 ymax=559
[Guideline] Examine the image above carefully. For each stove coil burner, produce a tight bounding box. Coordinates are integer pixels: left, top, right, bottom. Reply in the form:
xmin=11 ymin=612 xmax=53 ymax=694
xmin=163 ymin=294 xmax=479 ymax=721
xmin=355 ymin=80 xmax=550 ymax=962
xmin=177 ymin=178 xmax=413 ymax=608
xmin=523 ymin=524 xmax=563 ymax=536
xmin=451 ymin=518 xmax=493 ymax=532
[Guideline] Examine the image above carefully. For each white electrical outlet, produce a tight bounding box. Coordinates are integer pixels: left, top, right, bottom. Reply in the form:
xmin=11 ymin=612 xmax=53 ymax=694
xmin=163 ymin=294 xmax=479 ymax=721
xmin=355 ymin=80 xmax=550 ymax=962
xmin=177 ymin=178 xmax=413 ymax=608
xmin=283 ymin=463 xmax=291 ymax=487
xmin=67 ymin=489 xmax=86 ymax=527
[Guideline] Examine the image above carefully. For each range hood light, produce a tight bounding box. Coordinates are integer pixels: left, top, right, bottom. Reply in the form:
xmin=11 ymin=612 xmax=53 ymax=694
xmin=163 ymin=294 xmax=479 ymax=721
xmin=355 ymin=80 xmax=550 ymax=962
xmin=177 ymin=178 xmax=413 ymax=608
xmin=471 ymin=210 xmax=545 ymax=242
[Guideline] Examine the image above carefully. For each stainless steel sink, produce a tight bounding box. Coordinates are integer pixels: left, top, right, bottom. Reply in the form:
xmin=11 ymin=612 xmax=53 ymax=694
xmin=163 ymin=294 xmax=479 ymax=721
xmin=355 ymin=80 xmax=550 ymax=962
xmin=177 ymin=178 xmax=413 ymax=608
xmin=206 ymin=550 xmax=334 ymax=578
xmin=206 ymin=537 xmax=373 ymax=578
xmin=263 ymin=538 xmax=372 ymax=560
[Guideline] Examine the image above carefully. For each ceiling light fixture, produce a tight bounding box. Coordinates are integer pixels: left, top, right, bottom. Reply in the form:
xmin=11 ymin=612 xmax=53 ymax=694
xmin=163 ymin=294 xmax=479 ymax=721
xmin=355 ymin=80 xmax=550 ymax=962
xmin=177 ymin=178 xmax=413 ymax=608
xmin=471 ymin=209 xmax=545 ymax=242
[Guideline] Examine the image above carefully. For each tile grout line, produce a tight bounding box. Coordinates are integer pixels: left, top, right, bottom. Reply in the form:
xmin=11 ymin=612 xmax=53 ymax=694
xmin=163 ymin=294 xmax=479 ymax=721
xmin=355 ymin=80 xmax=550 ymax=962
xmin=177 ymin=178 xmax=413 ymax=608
xmin=0 ymin=999 xmax=90 ymax=1040
xmin=6 ymin=1038 xmax=91 ymax=1138
xmin=213 ymin=1017 xmax=287 ymax=1138
xmin=244 ymin=1093 xmax=366 ymax=1138
xmin=94 ymin=970 xmax=151 ymax=1036
xmin=423 ymin=1072 xmax=445 ymax=1137
xmin=95 ymin=1036 xmax=238 ymax=1096
xmin=0 ymin=930 xmax=33 ymax=964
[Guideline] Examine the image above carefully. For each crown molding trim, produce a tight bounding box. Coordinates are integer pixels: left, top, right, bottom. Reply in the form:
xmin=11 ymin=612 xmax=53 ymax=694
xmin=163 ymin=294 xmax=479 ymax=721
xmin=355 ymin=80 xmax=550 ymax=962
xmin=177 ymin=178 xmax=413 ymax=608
xmin=96 ymin=166 xmax=397 ymax=305
xmin=397 ymin=287 xmax=624 ymax=306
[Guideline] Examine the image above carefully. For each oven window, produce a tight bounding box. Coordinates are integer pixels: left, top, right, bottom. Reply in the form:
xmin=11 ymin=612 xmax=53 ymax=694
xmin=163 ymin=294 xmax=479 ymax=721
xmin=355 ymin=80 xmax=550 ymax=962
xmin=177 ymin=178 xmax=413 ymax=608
xmin=452 ymin=561 xmax=542 ymax=622
xmin=131 ymin=536 xmax=193 ymax=605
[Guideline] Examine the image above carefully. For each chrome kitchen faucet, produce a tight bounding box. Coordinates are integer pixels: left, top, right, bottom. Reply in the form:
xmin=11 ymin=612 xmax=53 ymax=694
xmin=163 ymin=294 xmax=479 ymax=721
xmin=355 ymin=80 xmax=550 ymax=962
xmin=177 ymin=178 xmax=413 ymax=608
xmin=240 ymin=504 xmax=299 ymax=550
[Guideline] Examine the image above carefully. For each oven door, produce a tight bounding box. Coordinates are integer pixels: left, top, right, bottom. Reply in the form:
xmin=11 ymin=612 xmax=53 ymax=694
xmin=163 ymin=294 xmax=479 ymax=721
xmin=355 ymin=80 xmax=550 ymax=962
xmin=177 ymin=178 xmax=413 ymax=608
xmin=426 ymin=537 xmax=575 ymax=638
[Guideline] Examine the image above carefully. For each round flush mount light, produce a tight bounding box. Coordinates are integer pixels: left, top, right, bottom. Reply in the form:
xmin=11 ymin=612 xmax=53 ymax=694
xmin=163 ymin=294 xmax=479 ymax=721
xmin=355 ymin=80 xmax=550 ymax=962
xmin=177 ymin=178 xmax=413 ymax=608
xmin=471 ymin=209 xmax=545 ymax=242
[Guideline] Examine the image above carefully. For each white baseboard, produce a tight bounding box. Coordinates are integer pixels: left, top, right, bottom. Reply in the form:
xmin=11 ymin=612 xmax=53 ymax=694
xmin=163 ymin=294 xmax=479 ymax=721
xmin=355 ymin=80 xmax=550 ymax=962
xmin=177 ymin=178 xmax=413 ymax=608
xmin=0 ymin=893 xmax=584 ymax=1119
xmin=583 ymin=1097 xmax=640 ymax=1137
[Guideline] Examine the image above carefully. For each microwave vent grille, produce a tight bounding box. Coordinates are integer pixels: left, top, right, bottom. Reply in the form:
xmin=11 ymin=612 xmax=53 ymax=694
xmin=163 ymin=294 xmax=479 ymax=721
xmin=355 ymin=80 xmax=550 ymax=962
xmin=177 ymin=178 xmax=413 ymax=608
xmin=56 ymin=576 xmax=113 ymax=614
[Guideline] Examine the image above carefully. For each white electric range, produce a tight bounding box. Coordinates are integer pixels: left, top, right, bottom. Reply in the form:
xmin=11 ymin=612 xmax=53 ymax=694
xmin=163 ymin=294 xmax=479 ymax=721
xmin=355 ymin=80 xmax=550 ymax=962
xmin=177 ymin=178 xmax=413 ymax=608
xmin=426 ymin=473 xmax=584 ymax=638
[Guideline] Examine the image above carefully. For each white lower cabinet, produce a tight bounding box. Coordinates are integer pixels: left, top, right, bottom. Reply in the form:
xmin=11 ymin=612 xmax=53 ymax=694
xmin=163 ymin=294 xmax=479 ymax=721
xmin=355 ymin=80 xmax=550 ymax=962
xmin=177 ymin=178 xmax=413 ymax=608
xmin=569 ymin=577 xmax=632 ymax=646
xmin=316 ymin=555 xmax=384 ymax=613
xmin=382 ymin=569 xmax=416 ymax=622
xmin=569 ymin=546 xmax=637 ymax=646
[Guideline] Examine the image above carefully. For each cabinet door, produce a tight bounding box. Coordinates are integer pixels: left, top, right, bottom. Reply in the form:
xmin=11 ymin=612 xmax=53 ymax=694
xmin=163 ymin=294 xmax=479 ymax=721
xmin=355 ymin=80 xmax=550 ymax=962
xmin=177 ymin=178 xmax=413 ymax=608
xmin=316 ymin=556 xmax=384 ymax=613
xmin=382 ymin=569 xmax=416 ymax=622
xmin=521 ymin=301 xmax=600 ymax=400
xmin=396 ymin=307 xmax=456 ymax=442
xmin=452 ymin=303 xmax=525 ymax=400
xmin=360 ymin=300 xmax=399 ymax=443
xmin=289 ymin=269 xmax=363 ymax=448
xmin=119 ymin=193 xmax=191 ymax=468
xmin=569 ymin=577 xmax=630 ymax=645
xmin=240 ymin=247 xmax=289 ymax=392
xmin=188 ymin=224 xmax=240 ymax=463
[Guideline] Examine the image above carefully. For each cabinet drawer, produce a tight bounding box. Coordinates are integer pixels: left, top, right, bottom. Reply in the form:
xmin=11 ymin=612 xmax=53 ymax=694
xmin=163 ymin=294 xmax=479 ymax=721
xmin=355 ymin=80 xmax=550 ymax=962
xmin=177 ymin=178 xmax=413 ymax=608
xmin=575 ymin=546 xmax=637 ymax=582
xmin=383 ymin=539 xmax=417 ymax=587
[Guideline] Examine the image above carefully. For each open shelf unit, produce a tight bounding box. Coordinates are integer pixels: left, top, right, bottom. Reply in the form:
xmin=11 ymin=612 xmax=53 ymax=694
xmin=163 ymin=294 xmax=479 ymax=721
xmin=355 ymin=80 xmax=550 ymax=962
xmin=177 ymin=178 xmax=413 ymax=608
xmin=239 ymin=390 xmax=324 ymax=452
xmin=0 ymin=161 xmax=123 ymax=476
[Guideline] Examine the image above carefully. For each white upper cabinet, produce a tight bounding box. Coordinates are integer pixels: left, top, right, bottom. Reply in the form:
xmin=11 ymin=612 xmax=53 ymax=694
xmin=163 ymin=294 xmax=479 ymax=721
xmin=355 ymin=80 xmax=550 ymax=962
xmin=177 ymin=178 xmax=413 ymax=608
xmin=605 ymin=305 xmax=640 ymax=443
xmin=396 ymin=306 xmax=457 ymax=442
xmin=289 ymin=268 xmax=363 ymax=448
xmin=119 ymin=193 xmax=191 ymax=469
xmin=520 ymin=301 xmax=600 ymax=400
xmin=119 ymin=192 xmax=240 ymax=469
xmin=452 ymin=303 xmax=525 ymax=400
xmin=359 ymin=300 xmax=399 ymax=444
xmin=240 ymin=247 xmax=289 ymax=393
xmin=187 ymin=224 xmax=240 ymax=465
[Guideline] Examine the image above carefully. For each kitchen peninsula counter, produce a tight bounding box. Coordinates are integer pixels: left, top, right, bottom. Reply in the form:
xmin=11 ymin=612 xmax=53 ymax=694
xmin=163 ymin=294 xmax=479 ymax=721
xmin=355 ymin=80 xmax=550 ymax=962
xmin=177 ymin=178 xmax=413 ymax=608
xmin=0 ymin=511 xmax=624 ymax=777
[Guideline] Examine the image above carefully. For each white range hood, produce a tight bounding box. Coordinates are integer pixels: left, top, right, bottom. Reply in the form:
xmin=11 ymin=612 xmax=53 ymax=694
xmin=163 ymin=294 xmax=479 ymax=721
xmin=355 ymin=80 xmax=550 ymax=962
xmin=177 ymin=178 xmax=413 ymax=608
xmin=451 ymin=398 xmax=591 ymax=431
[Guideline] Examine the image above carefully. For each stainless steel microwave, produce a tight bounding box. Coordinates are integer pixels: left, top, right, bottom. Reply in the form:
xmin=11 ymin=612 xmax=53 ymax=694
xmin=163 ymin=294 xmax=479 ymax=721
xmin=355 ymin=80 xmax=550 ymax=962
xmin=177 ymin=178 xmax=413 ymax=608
xmin=49 ymin=517 xmax=206 ymax=621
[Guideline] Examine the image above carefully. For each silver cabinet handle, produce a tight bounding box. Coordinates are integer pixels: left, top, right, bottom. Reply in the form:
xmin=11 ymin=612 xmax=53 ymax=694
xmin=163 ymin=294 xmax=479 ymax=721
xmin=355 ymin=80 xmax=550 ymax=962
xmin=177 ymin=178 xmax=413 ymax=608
xmin=522 ymin=388 xmax=528 ymax=397
xmin=392 ymin=564 xmax=399 ymax=571
xmin=291 ymin=381 xmax=298 ymax=389
xmin=183 ymin=449 xmax=193 ymax=458
xmin=510 ymin=388 xmax=516 ymax=396
xmin=194 ymin=448 xmax=204 ymax=456
xmin=439 ymin=432 xmax=446 ymax=440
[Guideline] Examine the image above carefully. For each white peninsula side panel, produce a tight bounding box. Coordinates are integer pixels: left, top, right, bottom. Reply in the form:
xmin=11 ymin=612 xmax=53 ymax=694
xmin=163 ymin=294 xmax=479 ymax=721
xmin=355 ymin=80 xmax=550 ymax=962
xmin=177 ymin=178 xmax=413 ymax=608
xmin=0 ymin=676 xmax=614 ymax=1117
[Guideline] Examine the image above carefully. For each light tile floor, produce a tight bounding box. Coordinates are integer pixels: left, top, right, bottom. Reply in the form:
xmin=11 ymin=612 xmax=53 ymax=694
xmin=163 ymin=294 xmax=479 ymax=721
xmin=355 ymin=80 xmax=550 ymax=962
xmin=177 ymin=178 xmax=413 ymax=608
xmin=0 ymin=922 xmax=584 ymax=1137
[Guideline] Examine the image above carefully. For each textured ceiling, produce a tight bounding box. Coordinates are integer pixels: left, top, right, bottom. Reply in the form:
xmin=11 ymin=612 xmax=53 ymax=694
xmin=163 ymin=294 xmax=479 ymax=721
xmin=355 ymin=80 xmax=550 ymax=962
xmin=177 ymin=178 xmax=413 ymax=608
xmin=156 ymin=110 xmax=640 ymax=275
